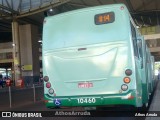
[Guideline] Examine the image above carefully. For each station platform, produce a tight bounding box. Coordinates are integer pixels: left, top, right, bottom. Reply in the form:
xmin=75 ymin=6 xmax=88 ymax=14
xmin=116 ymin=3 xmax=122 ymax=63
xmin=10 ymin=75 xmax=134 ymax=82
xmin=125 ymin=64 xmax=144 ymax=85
xmin=146 ymin=80 xmax=160 ymax=120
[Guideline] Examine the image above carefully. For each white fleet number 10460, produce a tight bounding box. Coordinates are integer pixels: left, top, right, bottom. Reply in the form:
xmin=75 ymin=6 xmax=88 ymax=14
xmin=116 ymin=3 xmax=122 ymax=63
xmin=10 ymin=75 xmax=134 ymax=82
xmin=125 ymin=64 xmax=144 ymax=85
xmin=77 ymin=98 xmax=96 ymax=104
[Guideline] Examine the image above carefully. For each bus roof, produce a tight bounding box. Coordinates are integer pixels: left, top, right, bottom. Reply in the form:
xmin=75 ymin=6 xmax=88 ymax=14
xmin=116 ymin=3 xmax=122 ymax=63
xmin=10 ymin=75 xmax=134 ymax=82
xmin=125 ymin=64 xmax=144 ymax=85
xmin=45 ymin=4 xmax=128 ymax=20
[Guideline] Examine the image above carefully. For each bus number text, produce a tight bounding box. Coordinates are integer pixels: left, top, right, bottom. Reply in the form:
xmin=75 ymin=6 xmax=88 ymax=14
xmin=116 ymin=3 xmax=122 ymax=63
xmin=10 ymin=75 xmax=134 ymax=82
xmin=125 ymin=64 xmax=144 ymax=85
xmin=77 ymin=98 xmax=96 ymax=104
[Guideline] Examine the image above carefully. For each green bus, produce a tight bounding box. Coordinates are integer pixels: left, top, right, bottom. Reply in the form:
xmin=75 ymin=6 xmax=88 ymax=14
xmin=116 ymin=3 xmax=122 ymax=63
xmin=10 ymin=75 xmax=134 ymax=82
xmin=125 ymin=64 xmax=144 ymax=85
xmin=42 ymin=4 xmax=155 ymax=109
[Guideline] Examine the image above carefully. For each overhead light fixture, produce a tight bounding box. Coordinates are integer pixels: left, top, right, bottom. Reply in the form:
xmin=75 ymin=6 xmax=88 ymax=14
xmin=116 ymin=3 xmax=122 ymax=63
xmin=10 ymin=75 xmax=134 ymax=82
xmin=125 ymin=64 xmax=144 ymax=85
xmin=136 ymin=26 xmax=140 ymax=28
xmin=12 ymin=43 xmax=15 ymax=46
xmin=49 ymin=8 xmax=53 ymax=12
xmin=38 ymin=40 xmax=42 ymax=43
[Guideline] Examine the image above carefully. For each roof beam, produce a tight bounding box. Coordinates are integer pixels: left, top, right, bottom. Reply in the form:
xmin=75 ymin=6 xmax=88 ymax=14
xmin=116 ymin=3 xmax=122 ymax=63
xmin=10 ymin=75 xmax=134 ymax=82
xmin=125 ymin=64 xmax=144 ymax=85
xmin=144 ymin=34 xmax=160 ymax=40
xmin=80 ymin=0 xmax=87 ymax=6
xmin=16 ymin=0 xmax=71 ymax=18
xmin=149 ymin=47 xmax=160 ymax=52
xmin=61 ymin=4 xmax=72 ymax=11
xmin=68 ymin=3 xmax=90 ymax=7
xmin=97 ymin=0 xmax=103 ymax=5
xmin=134 ymin=18 xmax=140 ymax=27
xmin=155 ymin=0 xmax=158 ymax=10
xmin=113 ymin=0 xmax=117 ymax=3
xmin=125 ymin=0 xmax=135 ymax=12
xmin=0 ymin=24 xmax=11 ymax=29
xmin=30 ymin=0 xmax=32 ymax=9
xmin=0 ymin=9 xmax=11 ymax=16
xmin=17 ymin=0 xmax=22 ymax=12
xmin=5 ymin=0 xmax=12 ymax=9
xmin=40 ymin=0 xmax=42 ymax=6
xmin=65 ymin=3 xmax=76 ymax=10
xmin=136 ymin=0 xmax=154 ymax=11
xmin=0 ymin=4 xmax=18 ymax=14
xmin=140 ymin=16 xmax=145 ymax=26
xmin=18 ymin=17 xmax=41 ymax=26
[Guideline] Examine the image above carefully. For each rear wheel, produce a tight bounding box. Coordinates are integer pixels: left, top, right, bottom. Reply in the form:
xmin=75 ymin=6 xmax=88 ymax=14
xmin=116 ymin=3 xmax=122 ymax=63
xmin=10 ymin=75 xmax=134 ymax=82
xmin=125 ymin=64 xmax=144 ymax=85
xmin=136 ymin=103 xmax=149 ymax=111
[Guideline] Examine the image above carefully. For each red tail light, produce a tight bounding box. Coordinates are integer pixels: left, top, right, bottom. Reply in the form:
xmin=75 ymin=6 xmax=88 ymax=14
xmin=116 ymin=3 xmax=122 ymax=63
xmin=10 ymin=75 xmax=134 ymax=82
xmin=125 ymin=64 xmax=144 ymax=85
xmin=128 ymin=95 xmax=134 ymax=100
xmin=46 ymin=82 xmax=51 ymax=88
xmin=44 ymin=100 xmax=48 ymax=103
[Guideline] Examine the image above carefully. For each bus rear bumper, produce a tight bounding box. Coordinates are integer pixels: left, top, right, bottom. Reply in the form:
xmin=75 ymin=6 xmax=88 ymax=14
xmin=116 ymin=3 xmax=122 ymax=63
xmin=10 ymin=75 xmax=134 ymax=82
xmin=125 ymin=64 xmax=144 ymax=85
xmin=44 ymin=90 xmax=138 ymax=108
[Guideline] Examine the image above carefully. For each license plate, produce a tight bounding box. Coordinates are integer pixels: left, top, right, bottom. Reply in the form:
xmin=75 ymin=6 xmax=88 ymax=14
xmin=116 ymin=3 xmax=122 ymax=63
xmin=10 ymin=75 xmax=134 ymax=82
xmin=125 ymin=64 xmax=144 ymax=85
xmin=78 ymin=82 xmax=93 ymax=88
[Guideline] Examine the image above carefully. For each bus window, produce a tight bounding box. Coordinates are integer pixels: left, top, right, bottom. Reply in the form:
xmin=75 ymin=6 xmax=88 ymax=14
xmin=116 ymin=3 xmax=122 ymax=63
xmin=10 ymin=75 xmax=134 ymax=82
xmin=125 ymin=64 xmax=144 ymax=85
xmin=131 ymin=22 xmax=138 ymax=58
xmin=137 ymin=39 xmax=143 ymax=68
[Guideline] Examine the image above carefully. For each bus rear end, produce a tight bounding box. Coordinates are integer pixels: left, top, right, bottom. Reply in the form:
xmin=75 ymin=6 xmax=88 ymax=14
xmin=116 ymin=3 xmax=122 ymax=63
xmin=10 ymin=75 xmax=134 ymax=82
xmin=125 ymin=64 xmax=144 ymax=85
xmin=43 ymin=4 xmax=139 ymax=108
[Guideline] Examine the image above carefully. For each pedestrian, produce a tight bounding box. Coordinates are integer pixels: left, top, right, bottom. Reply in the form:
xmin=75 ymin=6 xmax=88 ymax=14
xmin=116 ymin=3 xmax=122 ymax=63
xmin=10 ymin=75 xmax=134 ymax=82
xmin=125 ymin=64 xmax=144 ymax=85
xmin=39 ymin=73 xmax=43 ymax=85
xmin=3 ymin=77 xmax=7 ymax=87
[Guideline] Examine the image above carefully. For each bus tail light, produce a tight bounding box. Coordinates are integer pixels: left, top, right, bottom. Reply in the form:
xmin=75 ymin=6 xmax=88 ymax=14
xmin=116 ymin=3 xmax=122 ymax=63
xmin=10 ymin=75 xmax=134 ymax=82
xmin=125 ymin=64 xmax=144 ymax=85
xmin=48 ymin=88 xmax=54 ymax=94
xmin=121 ymin=84 xmax=128 ymax=91
xmin=46 ymin=82 xmax=51 ymax=88
xmin=43 ymin=76 xmax=49 ymax=82
xmin=125 ymin=69 xmax=132 ymax=76
xmin=123 ymin=77 xmax=131 ymax=83
xmin=128 ymin=95 xmax=134 ymax=100
xmin=44 ymin=100 xmax=48 ymax=103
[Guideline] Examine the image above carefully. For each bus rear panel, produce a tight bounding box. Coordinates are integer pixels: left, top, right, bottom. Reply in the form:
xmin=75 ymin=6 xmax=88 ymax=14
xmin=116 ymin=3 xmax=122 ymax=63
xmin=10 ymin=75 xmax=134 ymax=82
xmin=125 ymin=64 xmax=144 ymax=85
xmin=43 ymin=4 xmax=143 ymax=108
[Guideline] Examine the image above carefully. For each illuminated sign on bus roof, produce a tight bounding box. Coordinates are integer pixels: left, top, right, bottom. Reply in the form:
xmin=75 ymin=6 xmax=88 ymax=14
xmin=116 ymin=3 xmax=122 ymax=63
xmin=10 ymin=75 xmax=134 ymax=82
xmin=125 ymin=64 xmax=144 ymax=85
xmin=94 ymin=12 xmax=115 ymax=25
